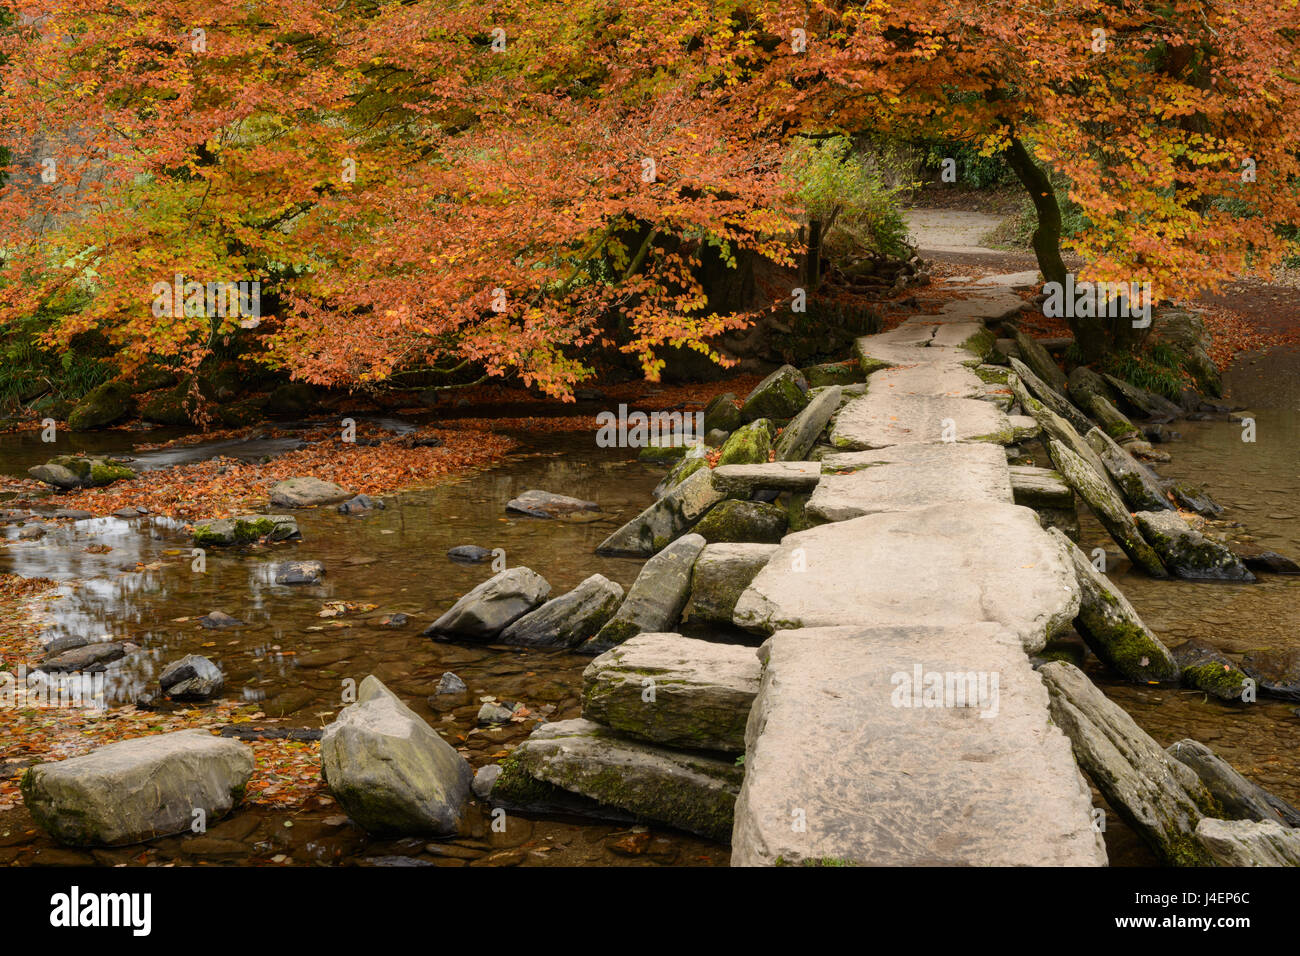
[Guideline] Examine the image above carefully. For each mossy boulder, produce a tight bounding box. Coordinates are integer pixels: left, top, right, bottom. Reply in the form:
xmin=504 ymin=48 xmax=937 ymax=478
xmin=716 ymin=418 xmax=772 ymax=467
xmin=653 ymin=443 xmax=710 ymax=498
xmin=192 ymin=514 xmax=301 ymax=547
xmin=682 ymin=542 xmax=777 ymax=625
xmin=738 ymin=365 xmax=809 ymax=422
xmin=693 ymin=498 xmax=788 ymax=544
xmin=28 ymin=455 xmax=135 ymax=490
xmin=1134 ymin=511 xmax=1254 ymax=582
xmin=67 ymin=380 xmax=133 ymax=430
xmin=801 ymin=361 xmax=864 ymax=388
xmin=266 ymin=381 xmax=319 ymax=418
xmin=1173 ymin=640 xmax=1251 ymax=702
xmin=139 ymin=387 xmax=196 ymax=426
xmin=701 ymin=392 xmax=743 ymax=434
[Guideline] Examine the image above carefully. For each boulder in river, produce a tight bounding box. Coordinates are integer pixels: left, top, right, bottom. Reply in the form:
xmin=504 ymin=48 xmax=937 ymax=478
xmin=498 ymin=573 xmax=624 ymax=648
xmin=682 ymin=542 xmax=777 ymax=626
xmin=192 ymin=514 xmax=300 ymax=547
xmin=1236 ymin=547 xmax=1300 ymax=575
xmin=200 ymin=610 xmax=245 ymax=629
xmin=491 ymin=718 xmax=742 ymax=842
xmin=1168 ymin=482 xmax=1224 ymax=517
xmin=338 ymin=494 xmax=384 ymax=514
xmin=273 ymin=560 xmax=325 ymax=585
xmin=1047 ymin=528 xmax=1178 ymax=684
xmin=505 ymin=489 xmax=600 ymax=518
xmin=40 ymin=641 xmax=128 ymax=673
xmin=28 ymin=455 xmax=135 ymax=490
xmin=21 ymin=729 xmax=254 ymax=845
xmin=1167 ymin=738 xmax=1300 ymax=827
xmin=595 ymin=466 xmax=725 ymax=557
xmin=1240 ymin=647 xmax=1300 ymax=702
xmin=269 ymin=477 xmax=353 ymax=508
xmin=580 ymin=534 xmax=705 ymax=654
xmin=159 ymin=654 xmax=224 ymax=700
xmin=581 ymin=633 xmax=760 ymax=753
xmin=738 ymin=365 xmax=809 ymax=422
xmin=67 ymin=380 xmax=133 ymax=431
xmin=1172 ymin=639 xmax=1252 ymax=702
xmin=716 ymin=418 xmax=773 ymax=467
xmin=434 ymin=671 xmax=467 ymax=696
xmin=321 ymin=675 xmax=472 ymax=836
xmin=1084 ymin=427 xmax=1174 ymax=513
xmin=692 ymin=498 xmax=787 ymax=544
xmin=1133 ymin=510 xmax=1254 ymax=581
xmin=422 ymin=567 xmax=551 ymax=641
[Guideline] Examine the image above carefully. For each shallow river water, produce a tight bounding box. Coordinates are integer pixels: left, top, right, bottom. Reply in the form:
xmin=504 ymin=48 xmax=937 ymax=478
xmin=0 ymin=347 xmax=1297 ymax=866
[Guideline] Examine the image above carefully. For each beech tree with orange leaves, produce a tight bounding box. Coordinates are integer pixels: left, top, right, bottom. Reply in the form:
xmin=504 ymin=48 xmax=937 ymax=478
xmin=1 ymin=0 xmax=1297 ymax=397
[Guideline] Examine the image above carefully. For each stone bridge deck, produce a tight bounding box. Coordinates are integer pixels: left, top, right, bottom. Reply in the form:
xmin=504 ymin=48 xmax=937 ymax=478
xmin=731 ymin=284 xmax=1109 ymax=866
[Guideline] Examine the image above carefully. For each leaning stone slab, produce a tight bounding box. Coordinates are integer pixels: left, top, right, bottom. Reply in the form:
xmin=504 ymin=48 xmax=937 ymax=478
xmin=1194 ymin=818 xmax=1300 ymax=866
xmin=581 ymin=534 xmax=705 ymax=654
xmin=422 ymin=567 xmax=551 ymax=641
xmin=1038 ymin=661 xmax=1217 ymax=865
xmin=1015 ymin=382 xmax=1122 ymax=497
xmin=774 ymin=385 xmax=841 ymax=461
xmin=498 ymin=574 xmax=623 ymax=648
xmin=739 ymin=365 xmax=809 ymax=422
xmin=321 ymin=676 xmax=472 ymax=836
xmin=192 ymin=514 xmax=300 ymax=546
xmin=1008 ymin=358 xmax=1094 ymax=436
xmin=653 ymin=443 xmax=709 ymax=498
xmin=1134 ymin=510 xmax=1254 ymax=581
xmin=596 ymin=466 xmax=724 ymax=557
xmin=1167 ymin=739 xmax=1300 ymax=827
xmin=1009 ymin=465 xmax=1073 ymax=508
xmin=810 ymin=442 xmax=1011 ymax=522
xmin=1085 ymin=427 xmax=1173 ymax=512
xmin=1047 ymin=439 xmax=1168 ymax=578
xmin=733 ymin=502 xmax=1079 ymax=653
xmin=21 ymin=730 xmax=254 ymax=846
xmin=1080 ymin=391 xmax=1142 ymax=443
xmin=269 ymin=477 xmax=352 ymax=508
xmin=582 ymin=633 xmax=760 ymax=753
xmin=717 ymin=418 xmax=773 ymax=466
xmin=1013 ymin=330 xmax=1068 ymax=395
xmin=683 ymin=543 xmax=777 ymax=626
xmin=731 ymin=624 xmax=1106 ymax=866
xmin=1048 ymin=528 xmax=1178 ymax=683
xmin=492 ymin=718 xmax=742 ymax=842
xmin=710 ymin=462 xmax=820 ymax=497
xmin=1104 ymin=373 xmax=1183 ymax=421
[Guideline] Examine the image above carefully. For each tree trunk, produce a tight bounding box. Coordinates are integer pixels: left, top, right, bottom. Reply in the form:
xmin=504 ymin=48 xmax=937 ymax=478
xmin=804 ymin=219 xmax=822 ymax=291
xmin=1004 ymin=136 xmax=1109 ymax=362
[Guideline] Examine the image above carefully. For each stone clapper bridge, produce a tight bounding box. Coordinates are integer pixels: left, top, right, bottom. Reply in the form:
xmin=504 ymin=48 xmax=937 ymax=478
xmin=494 ymin=272 xmax=1113 ymax=865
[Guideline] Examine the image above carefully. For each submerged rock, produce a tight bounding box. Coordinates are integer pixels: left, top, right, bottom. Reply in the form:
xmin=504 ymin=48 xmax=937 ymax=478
xmin=434 ymin=671 xmax=467 ymax=696
xmin=273 ymin=560 xmax=325 ymax=585
xmin=40 ymin=641 xmax=128 ymax=673
xmin=192 ymin=514 xmax=300 ymax=547
xmin=1172 ymin=640 xmax=1252 ymax=702
xmin=338 ymin=494 xmax=385 ymax=514
xmin=1048 ymin=528 xmax=1178 ymax=684
xmin=581 ymin=534 xmax=705 ymax=654
xmin=498 ymin=574 xmax=624 ymax=648
xmin=491 ymin=718 xmax=742 ymax=842
xmin=738 ymin=365 xmax=809 ymax=422
xmin=269 ymin=477 xmax=353 ymax=508
xmin=692 ymin=498 xmax=787 ymax=544
xmin=321 ymin=676 xmax=472 ymax=836
xmin=199 ymin=610 xmax=245 ymax=629
xmin=1240 ymin=648 xmax=1300 ymax=702
xmin=1133 ymin=510 xmax=1254 ymax=581
xmin=159 ymin=654 xmax=224 ymax=700
xmin=505 ymin=489 xmax=600 ymax=518
xmin=21 ymin=729 xmax=253 ymax=846
xmin=582 ymin=633 xmax=760 ymax=753
xmin=422 ymin=567 xmax=551 ymax=641
xmin=446 ymin=545 xmax=493 ymax=564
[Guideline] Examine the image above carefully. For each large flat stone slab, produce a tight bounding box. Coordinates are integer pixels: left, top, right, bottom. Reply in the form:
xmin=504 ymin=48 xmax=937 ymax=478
xmin=731 ymin=624 xmax=1107 ymax=866
xmin=829 ymin=391 xmax=1013 ymax=449
xmin=810 ymin=443 xmax=1012 ymax=522
xmin=582 ymin=633 xmax=760 ymax=753
xmin=733 ymin=502 xmax=1079 ymax=653
xmin=710 ymin=462 xmax=821 ymax=497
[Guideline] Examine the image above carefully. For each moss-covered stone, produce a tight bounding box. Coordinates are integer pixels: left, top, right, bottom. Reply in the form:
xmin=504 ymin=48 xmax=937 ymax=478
xmin=702 ymin=392 xmax=743 ymax=434
xmin=960 ymin=326 xmax=997 ymax=362
xmin=738 ymin=365 xmax=809 ymax=422
xmin=800 ymin=361 xmax=864 ymax=388
xmin=67 ymin=380 xmax=132 ymax=430
xmin=717 ymin=419 xmax=772 ymax=467
xmin=192 ymin=514 xmax=300 ymax=547
xmin=693 ymin=498 xmax=787 ymax=543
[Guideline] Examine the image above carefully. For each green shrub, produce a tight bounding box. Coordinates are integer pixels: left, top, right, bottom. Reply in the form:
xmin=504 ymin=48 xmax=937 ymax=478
xmin=785 ymin=135 xmax=910 ymax=259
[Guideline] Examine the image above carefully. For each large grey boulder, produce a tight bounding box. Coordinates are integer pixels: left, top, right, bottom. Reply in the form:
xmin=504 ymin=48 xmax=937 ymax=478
xmin=21 ymin=730 xmax=254 ymax=846
xmin=269 ymin=477 xmax=353 ymax=508
xmin=1134 ymin=511 xmax=1254 ymax=581
xmin=1104 ymin=373 xmax=1183 ymax=421
xmin=192 ymin=514 xmax=300 ymax=547
xmin=159 ymin=654 xmax=225 ymax=700
xmin=1194 ymin=818 xmax=1300 ymax=866
xmin=595 ymin=467 xmax=725 ymax=557
xmin=422 ymin=567 xmax=551 ymax=641
xmin=733 ymin=502 xmax=1079 ymax=654
xmin=273 ymin=560 xmax=324 ymax=585
xmin=731 ymin=624 xmax=1106 ymax=866
xmin=1038 ymin=661 xmax=1216 ymax=865
xmin=683 ymin=543 xmax=777 ymax=625
xmin=1048 ymin=528 xmax=1178 ymax=683
xmin=580 ymin=534 xmax=705 ymax=654
xmin=716 ymin=418 xmax=773 ymax=467
xmin=702 ymin=392 xmax=742 ymax=433
xmin=739 ymin=365 xmax=809 ymax=422
xmin=1009 ymin=464 xmax=1080 ymax=539
xmin=693 ymin=499 xmax=787 ymax=543
xmin=498 ymin=574 xmax=623 ymax=648
xmin=773 ymin=385 xmax=841 ymax=461
xmin=810 ymin=442 xmax=1012 ymax=522
xmin=582 ymin=633 xmax=760 ymax=753
xmin=1047 ymin=439 xmax=1168 ymax=578
xmin=505 ymin=489 xmax=599 ymax=518
xmin=491 ymin=718 xmax=742 ymax=841
xmin=1167 ymin=739 xmax=1300 ymax=827
xmin=29 ymin=456 xmax=135 ymax=490
xmin=321 ymin=675 xmax=472 ymax=836
xmin=1085 ymin=427 xmax=1173 ymax=512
